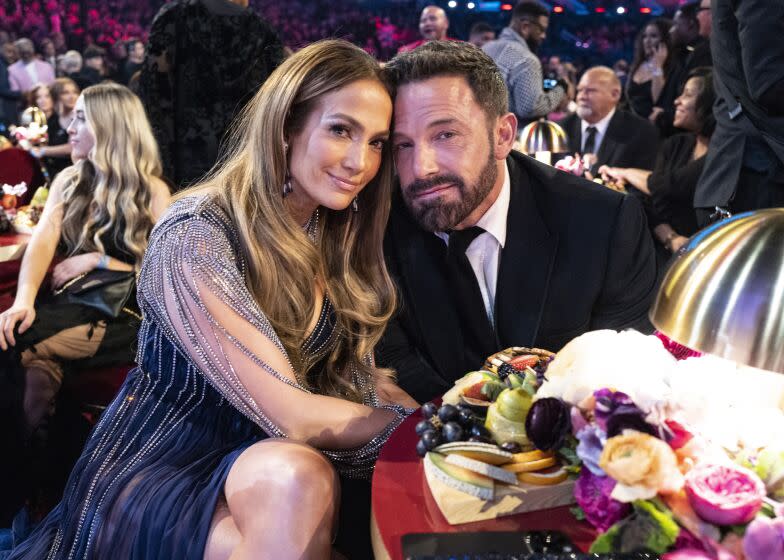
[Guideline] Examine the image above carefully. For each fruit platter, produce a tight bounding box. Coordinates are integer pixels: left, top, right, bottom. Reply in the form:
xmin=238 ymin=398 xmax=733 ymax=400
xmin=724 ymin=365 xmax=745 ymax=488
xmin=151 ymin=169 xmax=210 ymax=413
xmin=414 ymin=330 xmax=784 ymax=559
xmin=415 ymin=346 xmax=580 ymax=524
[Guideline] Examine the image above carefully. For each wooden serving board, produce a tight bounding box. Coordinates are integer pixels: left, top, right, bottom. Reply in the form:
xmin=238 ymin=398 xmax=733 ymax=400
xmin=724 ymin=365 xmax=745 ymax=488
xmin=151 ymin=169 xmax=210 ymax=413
xmin=424 ymin=467 xmax=576 ymax=525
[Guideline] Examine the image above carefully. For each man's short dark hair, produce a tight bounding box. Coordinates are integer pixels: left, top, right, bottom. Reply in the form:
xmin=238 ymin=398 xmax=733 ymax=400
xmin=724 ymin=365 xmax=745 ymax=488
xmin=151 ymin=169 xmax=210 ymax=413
xmin=469 ymin=21 xmax=494 ymax=36
xmin=384 ymin=40 xmax=509 ymax=118
xmin=679 ymin=2 xmax=700 ymax=22
xmin=512 ymin=1 xmax=550 ymax=22
xmin=83 ymin=45 xmax=105 ymax=60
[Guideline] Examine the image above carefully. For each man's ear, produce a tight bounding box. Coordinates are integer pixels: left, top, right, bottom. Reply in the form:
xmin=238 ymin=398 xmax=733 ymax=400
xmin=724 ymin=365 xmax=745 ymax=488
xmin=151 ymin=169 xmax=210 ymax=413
xmin=494 ymin=112 xmax=518 ymax=160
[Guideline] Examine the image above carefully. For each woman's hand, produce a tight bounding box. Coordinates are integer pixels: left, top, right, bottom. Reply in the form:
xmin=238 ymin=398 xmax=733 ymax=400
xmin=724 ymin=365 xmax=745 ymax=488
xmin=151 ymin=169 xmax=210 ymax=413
xmin=0 ymin=302 xmax=36 ymax=350
xmin=598 ymin=165 xmax=626 ymax=184
xmin=52 ymin=252 xmax=100 ymax=289
xmin=669 ymin=235 xmax=689 ymax=253
xmin=652 ymin=43 xmax=668 ymax=71
xmin=649 ymin=106 xmax=665 ymax=123
xmin=376 ymin=378 xmax=419 ymax=409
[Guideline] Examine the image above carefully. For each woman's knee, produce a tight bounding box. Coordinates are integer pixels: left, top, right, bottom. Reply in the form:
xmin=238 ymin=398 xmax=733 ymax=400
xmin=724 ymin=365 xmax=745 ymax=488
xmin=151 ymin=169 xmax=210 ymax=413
xmin=225 ymin=439 xmax=338 ymax=518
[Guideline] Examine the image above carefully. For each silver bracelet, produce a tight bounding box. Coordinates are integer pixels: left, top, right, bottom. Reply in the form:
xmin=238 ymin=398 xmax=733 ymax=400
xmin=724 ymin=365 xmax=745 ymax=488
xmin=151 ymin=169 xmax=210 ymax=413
xmin=96 ymin=254 xmax=110 ymax=269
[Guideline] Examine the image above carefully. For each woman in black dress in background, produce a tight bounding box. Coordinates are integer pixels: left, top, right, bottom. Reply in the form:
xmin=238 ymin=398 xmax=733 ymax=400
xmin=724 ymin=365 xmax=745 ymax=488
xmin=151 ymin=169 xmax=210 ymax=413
xmin=626 ymin=19 xmax=676 ymax=127
xmin=602 ymin=68 xmax=715 ymax=255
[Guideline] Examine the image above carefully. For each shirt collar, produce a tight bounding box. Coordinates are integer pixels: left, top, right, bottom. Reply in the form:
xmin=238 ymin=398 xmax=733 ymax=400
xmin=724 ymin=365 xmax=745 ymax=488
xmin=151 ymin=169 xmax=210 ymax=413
xmin=476 ymin=161 xmax=510 ymax=248
xmin=499 ymin=27 xmax=532 ymax=55
xmin=581 ymin=106 xmax=616 ymax=139
xmin=435 ymin=162 xmax=511 ymax=248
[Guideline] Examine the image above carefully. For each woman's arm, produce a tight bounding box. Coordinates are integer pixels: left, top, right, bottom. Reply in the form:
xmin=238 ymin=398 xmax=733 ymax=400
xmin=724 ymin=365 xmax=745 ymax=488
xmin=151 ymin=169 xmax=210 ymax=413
xmin=0 ymin=175 xmax=66 ymax=348
xmin=149 ymin=176 xmax=172 ymax=222
xmin=650 ymin=44 xmax=668 ymax=104
xmin=31 ymin=144 xmax=72 ymax=159
xmin=599 ymin=166 xmax=653 ymax=195
xmin=144 ymin=214 xmax=410 ymax=471
xmin=653 ymin=223 xmax=689 ymax=253
xmin=14 ymin=175 xmax=66 ymax=306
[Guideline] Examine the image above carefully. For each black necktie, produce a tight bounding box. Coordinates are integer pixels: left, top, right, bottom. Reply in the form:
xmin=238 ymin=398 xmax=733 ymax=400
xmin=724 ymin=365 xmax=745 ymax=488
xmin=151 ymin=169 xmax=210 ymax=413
xmin=445 ymin=227 xmax=497 ymax=369
xmin=582 ymin=126 xmax=598 ymax=155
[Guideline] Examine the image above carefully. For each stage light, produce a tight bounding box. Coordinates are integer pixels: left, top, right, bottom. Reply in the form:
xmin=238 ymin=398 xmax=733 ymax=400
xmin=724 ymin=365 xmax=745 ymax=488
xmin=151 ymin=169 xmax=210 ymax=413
xmin=553 ymin=6 xmax=564 ymax=13
xmin=447 ymin=0 xmax=457 ymax=7
xmin=595 ymin=7 xmax=606 ymax=13
xmin=501 ymin=3 xmax=513 ymax=10
xmin=616 ymin=6 xmax=626 ymax=14
xmin=467 ymin=2 xmax=476 ymax=8
xmin=640 ymin=7 xmax=651 ymax=13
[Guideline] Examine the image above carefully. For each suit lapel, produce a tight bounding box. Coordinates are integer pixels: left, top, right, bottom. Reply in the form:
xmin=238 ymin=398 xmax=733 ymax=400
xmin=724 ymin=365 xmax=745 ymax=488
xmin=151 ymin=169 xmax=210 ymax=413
xmin=392 ymin=209 xmax=464 ymax=379
xmin=495 ymin=155 xmax=559 ymax=348
xmin=593 ymin=112 xmax=620 ymax=173
xmin=568 ymin=116 xmax=582 ymax=154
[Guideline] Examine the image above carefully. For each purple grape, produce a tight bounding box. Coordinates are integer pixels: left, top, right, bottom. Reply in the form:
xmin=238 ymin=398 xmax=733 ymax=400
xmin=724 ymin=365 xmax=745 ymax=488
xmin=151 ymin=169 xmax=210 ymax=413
xmin=442 ymin=422 xmax=464 ymax=443
xmin=457 ymin=408 xmax=475 ymax=426
xmin=415 ymin=420 xmax=433 ymax=436
xmin=421 ymin=429 xmax=442 ymax=450
xmin=416 ymin=439 xmax=428 ymax=457
xmin=469 ymin=424 xmax=491 ymax=439
xmin=437 ymin=404 xmax=459 ymax=423
xmin=421 ymin=402 xmax=438 ymax=419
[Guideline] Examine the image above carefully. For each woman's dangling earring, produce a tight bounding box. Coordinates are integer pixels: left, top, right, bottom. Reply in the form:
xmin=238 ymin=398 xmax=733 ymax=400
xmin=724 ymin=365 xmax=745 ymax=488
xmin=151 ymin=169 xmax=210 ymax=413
xmin=282 ymin=141 xmax=292 ymax=197
xmin=351 ymin=197 xmax=359 ymax=213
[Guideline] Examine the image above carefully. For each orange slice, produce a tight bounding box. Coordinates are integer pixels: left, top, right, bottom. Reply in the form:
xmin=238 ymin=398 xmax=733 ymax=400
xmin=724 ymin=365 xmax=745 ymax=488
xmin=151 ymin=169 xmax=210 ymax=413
xmin=502 ymin=456 xmax=557 ymax=473
xmin=510 ymin=449 xmax=553 ymax=463
xmin=516 ymin=466 xmax=568 ymax=486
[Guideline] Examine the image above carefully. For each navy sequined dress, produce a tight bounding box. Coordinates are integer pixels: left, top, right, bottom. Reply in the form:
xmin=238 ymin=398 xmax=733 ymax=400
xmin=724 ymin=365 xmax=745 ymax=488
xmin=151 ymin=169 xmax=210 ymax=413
xmin=10 ymin=196 xmax=407 ymax=559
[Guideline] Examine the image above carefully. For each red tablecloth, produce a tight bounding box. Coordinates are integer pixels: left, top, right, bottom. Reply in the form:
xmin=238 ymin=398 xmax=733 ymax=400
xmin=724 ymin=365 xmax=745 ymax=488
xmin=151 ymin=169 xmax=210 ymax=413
xmin=371 ymin=411 xmax=597 ymax=559
xmin=0 ymin=148 xmax=45 ymax=206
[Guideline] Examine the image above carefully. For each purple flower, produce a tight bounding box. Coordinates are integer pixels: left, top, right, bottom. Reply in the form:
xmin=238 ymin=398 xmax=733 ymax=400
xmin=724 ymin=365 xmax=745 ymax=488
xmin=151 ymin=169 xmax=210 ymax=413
xmin=573 ymin=468 xmax=631 ymax=532
xmin=743 ymin=516 xmax=784 ymax=560
xmin=570 ymin=406 xmax=588 ymax=436
xmin=593 ymin=388 xmax=657 ymax=438
xmin=576 ymin=424 xmax=607 ymax=476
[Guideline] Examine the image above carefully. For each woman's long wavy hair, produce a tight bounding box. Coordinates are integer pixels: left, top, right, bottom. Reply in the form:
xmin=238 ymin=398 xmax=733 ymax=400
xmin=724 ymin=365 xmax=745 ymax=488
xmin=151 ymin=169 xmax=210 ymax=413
xmin=180 ymin=40 xmax=397 ymax=402
xmin=59 ymin=82 xmax=162 ymax=268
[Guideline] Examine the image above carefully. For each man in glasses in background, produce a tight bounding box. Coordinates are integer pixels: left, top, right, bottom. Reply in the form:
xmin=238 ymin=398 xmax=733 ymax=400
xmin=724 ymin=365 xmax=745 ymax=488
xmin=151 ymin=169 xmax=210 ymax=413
xmin=483 ymin=2 xmax=571 ymax=128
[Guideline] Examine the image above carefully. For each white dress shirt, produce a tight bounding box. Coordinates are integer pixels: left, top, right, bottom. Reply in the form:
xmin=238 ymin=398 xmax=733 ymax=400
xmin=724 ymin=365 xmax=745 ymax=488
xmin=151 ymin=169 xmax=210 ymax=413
xmin=581 ymin=107 xmax=615 ymax=154
xmin=437 ymin=162 xmax=511 ymax=325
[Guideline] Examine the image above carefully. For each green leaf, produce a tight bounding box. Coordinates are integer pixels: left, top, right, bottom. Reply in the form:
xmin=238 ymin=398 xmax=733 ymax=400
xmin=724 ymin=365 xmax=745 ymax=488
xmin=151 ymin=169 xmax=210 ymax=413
xmin=570 ymin=506 xmax=586 ymax=521
xmin=588 ymin=500 xmax=679 ymax=554
xmin=589 ymin=526 xmax=619 ymax=554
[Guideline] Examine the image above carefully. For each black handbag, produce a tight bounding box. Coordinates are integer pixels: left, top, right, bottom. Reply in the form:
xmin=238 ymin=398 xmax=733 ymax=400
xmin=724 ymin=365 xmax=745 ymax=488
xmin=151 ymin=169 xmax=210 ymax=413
xmin=51 ymin=269 xmax=136 ymax=318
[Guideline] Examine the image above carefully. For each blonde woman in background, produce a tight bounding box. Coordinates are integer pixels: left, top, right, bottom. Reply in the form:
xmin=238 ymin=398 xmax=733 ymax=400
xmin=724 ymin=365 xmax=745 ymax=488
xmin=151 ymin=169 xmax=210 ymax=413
xmin=7 ymin=39 xmax=414 ymax=560
xmin=0 ymin=82 xmax=170 ymax=443
xmin=28 ymin=78 xmax=80 ymax=177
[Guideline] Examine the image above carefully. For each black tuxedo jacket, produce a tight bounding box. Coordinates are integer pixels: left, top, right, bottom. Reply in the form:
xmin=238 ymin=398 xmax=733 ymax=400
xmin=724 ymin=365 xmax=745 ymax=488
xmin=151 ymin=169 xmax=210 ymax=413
xmin=559 ymin=110 xmax=660 ymax=175
xmin=377 ymin=152 xmax=658 ymax=403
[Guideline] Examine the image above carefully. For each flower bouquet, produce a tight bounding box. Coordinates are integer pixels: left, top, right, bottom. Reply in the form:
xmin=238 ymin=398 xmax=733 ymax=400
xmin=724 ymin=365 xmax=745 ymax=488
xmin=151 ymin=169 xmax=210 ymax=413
xmin=418 ymin=330 xmax=784 ymax=558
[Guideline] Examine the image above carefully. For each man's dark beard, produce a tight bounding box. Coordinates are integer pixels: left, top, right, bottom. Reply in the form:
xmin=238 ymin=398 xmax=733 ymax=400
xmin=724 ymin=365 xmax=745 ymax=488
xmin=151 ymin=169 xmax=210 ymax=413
xmin=402 ymin=148 xmax=498 ymax=232
xmin=526 ymin=36 xmax=540 ymax=54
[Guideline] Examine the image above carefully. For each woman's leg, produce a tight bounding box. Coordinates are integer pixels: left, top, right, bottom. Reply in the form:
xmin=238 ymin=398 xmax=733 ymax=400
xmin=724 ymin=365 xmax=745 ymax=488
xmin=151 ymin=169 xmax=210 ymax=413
xmin=204 ymin=439 xmax=340 ymax=560
xmin=20 ymin=321 xmax=107 ymax=435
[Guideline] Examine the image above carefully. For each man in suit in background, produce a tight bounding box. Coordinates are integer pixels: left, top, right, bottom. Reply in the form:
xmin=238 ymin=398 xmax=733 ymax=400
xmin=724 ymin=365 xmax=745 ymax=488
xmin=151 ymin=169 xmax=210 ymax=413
xmin=694 ymin=0 xmax=784 ymax=225
xmin=559 ymin=66 xmax=660 ymax=177
xmin=7 ymin=38 xmax=54 ymax=92
xmin=379 ymin=42 xmax=657 ymax=403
